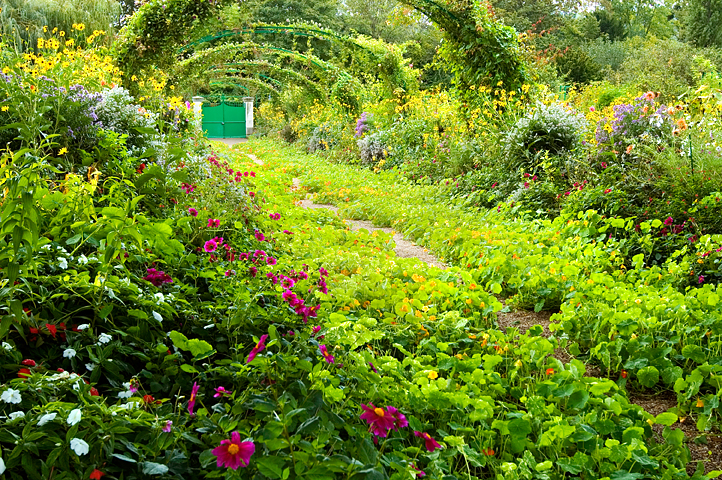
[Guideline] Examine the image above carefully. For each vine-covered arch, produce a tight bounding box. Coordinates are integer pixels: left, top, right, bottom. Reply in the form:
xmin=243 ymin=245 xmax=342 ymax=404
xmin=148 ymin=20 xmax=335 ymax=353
xmin=113 ymin=0 xmax=525 ymax=105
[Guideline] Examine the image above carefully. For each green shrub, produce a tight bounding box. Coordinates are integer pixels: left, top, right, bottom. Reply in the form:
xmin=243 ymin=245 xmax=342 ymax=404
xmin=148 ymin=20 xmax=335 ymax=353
xmin=502 ymin=102 xmax=587 ymax=175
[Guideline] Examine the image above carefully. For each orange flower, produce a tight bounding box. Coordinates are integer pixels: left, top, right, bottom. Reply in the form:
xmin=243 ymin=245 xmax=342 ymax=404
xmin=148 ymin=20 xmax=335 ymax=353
xmin=676 ymin=118 xmax=688 ymax=131
xmin=643 ymin=91 xmax=656 ymax=100
xmin=626 ymin=145 xmax=634 ymax=154
xmin=545 ymin=368 xmax=554 ymax=375
xmin=696 ymin=398 xmax=704 ymax=408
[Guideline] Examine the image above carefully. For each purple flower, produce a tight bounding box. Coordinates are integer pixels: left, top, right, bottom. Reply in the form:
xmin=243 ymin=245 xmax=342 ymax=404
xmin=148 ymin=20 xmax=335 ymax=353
xmin=162 ymin=420 xmax=172 ymax=432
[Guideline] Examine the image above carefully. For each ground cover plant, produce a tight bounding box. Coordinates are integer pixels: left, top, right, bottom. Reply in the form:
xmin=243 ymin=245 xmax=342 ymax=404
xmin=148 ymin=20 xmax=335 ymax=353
xmin=4 ymin=0 xmax=722 ymax=477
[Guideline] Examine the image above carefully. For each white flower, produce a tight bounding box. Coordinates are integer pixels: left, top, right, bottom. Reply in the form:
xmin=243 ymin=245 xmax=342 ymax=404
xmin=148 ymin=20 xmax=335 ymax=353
xmin=0 ymin=457 xmax=5 ymax=475
xmin=41 ymin=244 xmax=52 ymax=250
xmin=1 ymin=342 xmax=12 ymax=351
xmin=118 ymin=390 xmax=133 ymax=399
xmin=67 ymin=408 xmax=82 ymax=426
xmin=37 ymin=412 xmax=57 ymax=426
xmin=154 ymin=292 xmax=165 ymax=304
xmin=58 ymin=257 xmax=68 ymax=269
xmin=85 ymin=363 xmax=96 ymax=371
xmin=69 ymin=438 xmax=89 ymax=456
xmin=78 ymin=254 xmax=88 ymax=265
xmin=63 ymin=348 xmax=76 ymax=359
xmin=152 ymin=311 xmax=162 ymax=322
xmin=9 ymin=411 xmax=25 ymax=420
xmin=1 ymin=388 xmax=22 ymax=404
xmin=98 ymin=333 xmax=112 ymax=344
xmin=76 ymin=324 xmax=90 ymax=331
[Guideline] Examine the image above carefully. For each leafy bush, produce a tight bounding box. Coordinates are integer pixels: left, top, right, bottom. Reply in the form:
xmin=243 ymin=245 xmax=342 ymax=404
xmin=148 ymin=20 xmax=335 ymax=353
xmin=502 ymin=102 xmax=587 ymax=174
xmin=357 ymin=130 xmax=388 ymax=165
xmin=307 ymin=123 xmax=335 ymax=153
xmin=555 ymin=45 xmax=603 ymax=84
xmin=95 ymin=86 xmax=158 ymax=150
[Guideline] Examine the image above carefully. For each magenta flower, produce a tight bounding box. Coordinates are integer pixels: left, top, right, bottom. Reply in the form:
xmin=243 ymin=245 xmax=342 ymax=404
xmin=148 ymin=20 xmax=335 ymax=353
xmin=319 ymin=345 xmax=335 ymax=364
xmin=699 ymin=275 xmax=705 ymax=284
xmin=280 ymin=277 xmax=295 ymax=289
xmin=188 ymin=207 xmax=198 ymax=217
xmin=414 ymin=431 xmax=441 ymax=452
xmin=664 ymin=216 xmax=674 ymax=226
xmin=188 ymin=381 xmax=200 ymax=416
xmin=411 ymin=463 xmax=425 ymax=477
xmin=212 ymin=432 xmax=255 ymax=469
xmin=247 ymin=335 xmax=268 ymax=363
xmin=143 ymin=268 xmax=173 ymax=287
xmin=360 ymin=403 xmax=397 ymax=437
xmin=204 ymin=239 xmax=218 ymax=253
xmin=208 ymin=218 xmax=220 ymax=228
xmin=266 ymin=257 xmax=277 ymax=266
xmin=225 ymin=269 xmax=235 ymax=277
xmin=283 ymin=230 xmax=293 ymax=235
xmin=162 ymin=420 xmax=172 ymax=432
xmin=249 ymin=266 xmax=257 ymax=277
xmin=312 ymin=325 xmax=322 ymax=336
xmin=254 ymin=230 xmax=265 ymax=242
xmin=214 ymin=386 xmax=232 ymax=398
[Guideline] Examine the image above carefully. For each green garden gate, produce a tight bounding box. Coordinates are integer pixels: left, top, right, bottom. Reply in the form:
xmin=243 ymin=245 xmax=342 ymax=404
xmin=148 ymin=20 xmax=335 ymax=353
xmin=201 ymin=96 xmax=246 ymax=138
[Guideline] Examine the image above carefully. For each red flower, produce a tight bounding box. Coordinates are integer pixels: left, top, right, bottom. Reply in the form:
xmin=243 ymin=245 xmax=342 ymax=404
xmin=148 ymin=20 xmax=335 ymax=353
xmin=21 ymin=359 xmax=36 ymax=367
xmin=137 ymin=163 xmax=146 ymax=174
xmin=90 ymin=387 xmax=100 ymax=396
xmin=414 ymin=431 xmax=441 ymax=452
xmin=212 ymin=432 xmax=255 ymax=469
xmin=89 ymin=468 xmax=105 ymax=479
xmin=18 ymin=368 xmax=31 ymax=379
xmin=482 ymin=448 xmax=495 ymax=456
xmin=545 ymin=368 xmax=554 ymax=375
xmin=143 ymin=394 xmax=159 ymax=405
xmin=45 ymin=323 xmax=57 ymax=339
xmin=621 ymin=370 xmax=628 ymax=379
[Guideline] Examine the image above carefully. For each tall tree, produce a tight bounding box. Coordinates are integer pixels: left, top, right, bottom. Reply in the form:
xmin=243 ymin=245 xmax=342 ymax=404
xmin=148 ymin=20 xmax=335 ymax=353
xmin=680 ymin=0 xmax=722 ymax=47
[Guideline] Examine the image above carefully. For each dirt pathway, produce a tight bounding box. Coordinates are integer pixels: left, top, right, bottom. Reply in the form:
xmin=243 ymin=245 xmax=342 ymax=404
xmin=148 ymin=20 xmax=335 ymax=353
xmin=291 ymin=178 xmax=447 ymax=269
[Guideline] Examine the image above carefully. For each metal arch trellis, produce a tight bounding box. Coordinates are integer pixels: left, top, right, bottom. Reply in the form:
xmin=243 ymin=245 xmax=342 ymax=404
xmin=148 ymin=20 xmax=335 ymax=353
xmin=178 ymin=42 xmax=341 ymax=75
xmin=209 ymin=61 xmax=326 ymax=94
xmin=178 ymin=24 xmax=373 ymax=54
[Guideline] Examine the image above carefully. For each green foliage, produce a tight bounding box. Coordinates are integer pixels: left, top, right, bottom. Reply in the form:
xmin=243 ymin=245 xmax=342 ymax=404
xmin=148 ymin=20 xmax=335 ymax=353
xmin=502 ymin=101 xmax=587 ymax=174
xmin=0 ymin=0 xmax=120 ymax=52
xmin=681 ymin=0 xmax=722 ymax=48
xmin=555 ymin=45 xmax=604 ymax=84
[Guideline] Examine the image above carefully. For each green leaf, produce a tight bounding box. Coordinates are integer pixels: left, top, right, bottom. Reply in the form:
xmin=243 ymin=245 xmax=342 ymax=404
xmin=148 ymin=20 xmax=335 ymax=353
xmin=256 ymin=456 xmax=285 ymax=479
xmin=568 ymin=389 xmax=589 ymax=410
xmin=637 ymin=366 xmax=659 ymax=388
xmin=681 ymin=345 xmax=706 ymax=364
xmin=142 ymin=462 xmax=169 ymax=475
xmin=654 ymin=412 xmax=678 ymax=426
xmin=112 ymin=454 xmax=137 ymax=463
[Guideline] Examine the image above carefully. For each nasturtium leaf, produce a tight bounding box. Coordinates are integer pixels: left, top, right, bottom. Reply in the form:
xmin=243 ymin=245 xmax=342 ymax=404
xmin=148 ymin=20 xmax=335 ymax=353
xmin=654 ymin=412 xmax=678 ymax=426
xmin=636 ymin=366 xmax=659 ymax=388
xmin=681 ymin=345 xmax=706 ymax=364
xmin=568 ymin=389 xmax=590 ymax=410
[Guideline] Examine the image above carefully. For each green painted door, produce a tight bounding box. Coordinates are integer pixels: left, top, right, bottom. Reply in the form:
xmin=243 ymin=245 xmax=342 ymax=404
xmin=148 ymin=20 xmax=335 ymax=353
xmin=201 ymin=97 xmax=246 ymax=138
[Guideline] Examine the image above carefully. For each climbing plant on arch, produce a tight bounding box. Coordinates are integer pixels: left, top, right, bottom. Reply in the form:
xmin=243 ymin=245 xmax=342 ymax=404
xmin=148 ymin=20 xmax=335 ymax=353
xmin=114 ymin=0 xmax=525 ymax=107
